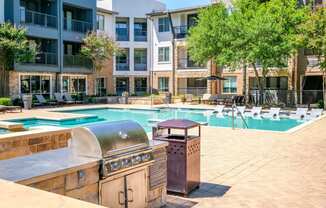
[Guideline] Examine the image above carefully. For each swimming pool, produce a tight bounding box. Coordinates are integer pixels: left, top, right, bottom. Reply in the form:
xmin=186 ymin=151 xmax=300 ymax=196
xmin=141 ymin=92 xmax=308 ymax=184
xmin=0 ymin=128 xmax=10 ymax=135
xmin=10 ymin=108 xmax=304 ymax=132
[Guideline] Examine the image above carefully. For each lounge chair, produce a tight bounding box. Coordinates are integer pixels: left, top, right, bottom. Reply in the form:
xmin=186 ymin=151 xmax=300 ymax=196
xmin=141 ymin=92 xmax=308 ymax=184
xmin=0 ymin=105 xmax=22 ymax=113
xmin=54 ymin=93 xmax=74 ymax=104
xmin=289 ymin=108 xmax=308 ymax=121
xmin=306 ymin=108 xmax=323 ymax=121
xmin=214 ymin=105 xmax=225 ymax=117
xmin=245 ymin=106 xmax=262 ymax=119
xmin=63 ymin=93 xmax=83 ymax=104
xmin=228 ymin=106 xmax=245 ymax=117
xmin=203 ymin=110 xmax=214 ymax=117
xmin=262 ymin=108 xmax=281 ymax=120
xmin=202 ymin=94 xmax=212 ymax=104
xmin=35 ymin=95 xmax=57 ymax=106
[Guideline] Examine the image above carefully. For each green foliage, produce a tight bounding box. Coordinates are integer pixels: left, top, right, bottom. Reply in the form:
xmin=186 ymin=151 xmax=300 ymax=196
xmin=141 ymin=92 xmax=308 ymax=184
xmin=81 ymin=31 xmax=119 ymax=72
xmin=0 ymin=97 xmax=12 ymax=106
xmin=0 ymin=22 xmax=36 ymax=70
xmin=318 ymin=99 xmax=324 ymax=109
xmin=299 ymin=7 xmax=326 ymax=70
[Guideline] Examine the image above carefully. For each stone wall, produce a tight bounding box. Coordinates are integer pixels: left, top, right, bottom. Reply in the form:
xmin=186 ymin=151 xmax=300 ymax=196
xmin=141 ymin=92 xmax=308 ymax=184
xmin=21 ymin=164 xmax=100 ymax=204
xmin=0 ymin=130 xmax=71 ymax=160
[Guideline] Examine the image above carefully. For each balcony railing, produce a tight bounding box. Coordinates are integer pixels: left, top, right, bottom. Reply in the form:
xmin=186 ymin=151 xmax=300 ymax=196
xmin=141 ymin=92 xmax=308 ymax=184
xmin=64 ymin=55 xmax=92 ymax=68
xmin=307 ymin=56 xmax=321 ymax=67
xmin=64 ymin=18 xmax=93 ymax=33
xmin=116 ymin=63 xmax=130 ymax=71
xmin=116 ymin=29 xmax=129 ymax=41
xmin=173 ymin=26 xmax=188 ymax=39
xmin=134 ymin=30 xmax=147 ymax=42
xmin=24 ymin=52 xmax=58 ymax=65
xmin=177 ymin=58 xmax=206 ymax=69
xmin=134 ymin=63 xmax=147 ymax=71
xmin=23 ymin=10 xmax=57 ymax=28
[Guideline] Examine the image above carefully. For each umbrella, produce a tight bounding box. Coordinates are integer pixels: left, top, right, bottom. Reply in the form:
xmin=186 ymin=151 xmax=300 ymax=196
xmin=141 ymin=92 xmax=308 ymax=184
xmin=197 ymin=75 xmax=227 ymax=81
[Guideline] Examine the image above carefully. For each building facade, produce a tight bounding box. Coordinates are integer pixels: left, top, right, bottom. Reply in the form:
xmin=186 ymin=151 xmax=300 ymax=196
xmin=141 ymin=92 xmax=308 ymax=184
xmin=3 ymin=0 xmax=97 ymax=97
xmin=97 ymin=0 xmax=166 ymax=96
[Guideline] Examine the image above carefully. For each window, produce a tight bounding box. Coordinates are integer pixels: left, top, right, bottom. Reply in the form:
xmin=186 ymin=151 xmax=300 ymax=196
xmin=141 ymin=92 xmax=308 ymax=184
xmin=62 ymin=76 xmax=86 ymax=94
xmin=134 ymin=18 xmax=147 ymax=41
xmin=158 ymin=77 xmax=169 ymax=92
xmin=158 ymin=17 xmax=170 ymax=32
xmin=20 ymin=75 xmax=51 ymax=96
xmin=116 ymin=48 xmax=129 ymax=71
xmin=223 ymin=77 xmax=237 ymax=93
xmin=97 ymin=15 xmax=105 ymax=31
xmin=249 ymin=77 xmax=288 ymax=90
xmin=135 ymin=78 xmax=147 ymax=95
xmin=134 ymin=49 xmax=147 ymax=71
xmin=116 ymin=17 xmax=129 ymax=41
xmin=158 ymin=47 xmax=170 ymax=63
xmin=96 ymin=77 xmax=107 ymax=96
xmin=116 ymin=77 xmax=129 ymax=96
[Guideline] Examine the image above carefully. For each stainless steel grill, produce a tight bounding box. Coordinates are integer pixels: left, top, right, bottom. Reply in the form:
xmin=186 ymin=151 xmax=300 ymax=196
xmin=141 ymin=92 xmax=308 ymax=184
xmin=71 ymin=120 xmax=153 ymax=178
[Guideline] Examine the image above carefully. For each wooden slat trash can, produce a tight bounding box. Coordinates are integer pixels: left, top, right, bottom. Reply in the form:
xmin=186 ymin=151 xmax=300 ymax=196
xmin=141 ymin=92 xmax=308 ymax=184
xmin=153 ymin=119 xmax=201 ymax=195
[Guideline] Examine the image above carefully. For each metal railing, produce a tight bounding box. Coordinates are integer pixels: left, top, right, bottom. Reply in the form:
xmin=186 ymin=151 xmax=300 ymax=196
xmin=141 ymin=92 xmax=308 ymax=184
xmin=177 ymin=87 xmax=207 ymax=96
xmin=231 ymin=103 xmax=248 ymax=130
xmin=248 ymin=89 xmax=324 ymax=106
xmin=173 ymin=26 xmax=188 ymax=39
xmin=64 ymin=18 xmax=92 ymax=33
xmin=116 ymin=29 xmax=129 ymax=41
xmin=25 ymin=52 xmax=57 ymax=65
xmin=177 ymin=58 xmax=206 ymax=69
xmin=134 ymin=30 xmax=147 ymax=42
xmin=116 ymin=63 xmax=130 ymax=71
xmin=63 ymin=55 xmax=92 ymax=68
xmin=23 ymin=10 xmax=57 ymax=28
xmin=307 ymin=56 xmax=321 ymax=67
xmin=134 ymin=63 xmax=147 ymax=71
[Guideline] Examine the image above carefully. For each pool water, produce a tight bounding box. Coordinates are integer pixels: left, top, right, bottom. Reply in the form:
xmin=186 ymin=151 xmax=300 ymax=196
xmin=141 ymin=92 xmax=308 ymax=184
xmin=0 ymin=128 xmax=10 ymax=135
xmin=11 ymin=108 xmax=303 ymax=132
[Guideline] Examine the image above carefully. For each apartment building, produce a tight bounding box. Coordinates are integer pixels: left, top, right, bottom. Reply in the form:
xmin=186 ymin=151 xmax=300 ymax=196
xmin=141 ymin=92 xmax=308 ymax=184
xmin=148 ymin=6 xmax=216 ymax=96
xmin=97 ymin=0 xmax=165 ymax=96
xmin=3 ymin=0 xmax=96 ymax=97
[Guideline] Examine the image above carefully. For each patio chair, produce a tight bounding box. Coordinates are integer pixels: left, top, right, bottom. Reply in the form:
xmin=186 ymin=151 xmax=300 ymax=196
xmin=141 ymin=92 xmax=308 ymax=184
xmin=306 ymin=108 xmax=323 ymax=121
xmin=245 ymin=106 xmax=262 ymax=119
xmin=63 ymin=93 xmax=83 ymax=104
xmin=262 ymin=108 xmax=281 ymax=120
xmin=202 ymin=94 xmax=212 ymax=104
xmin=228 ymin=106 xmax=246 ymax=117
xmin=289 ymin=108 xmax=308 ymax=121
xmin=35 ymin=95 xmax=57 ymax=106
xmin=54 ymin=93 xmax=74 ymax=104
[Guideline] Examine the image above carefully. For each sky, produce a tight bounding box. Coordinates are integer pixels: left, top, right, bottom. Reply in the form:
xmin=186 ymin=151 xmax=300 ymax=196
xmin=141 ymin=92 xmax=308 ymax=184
xmin=161 ymin=0 xmax=211 ymax=9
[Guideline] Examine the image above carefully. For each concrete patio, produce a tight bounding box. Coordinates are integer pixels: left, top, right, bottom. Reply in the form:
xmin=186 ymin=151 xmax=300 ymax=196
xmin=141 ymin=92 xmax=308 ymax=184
xmin=0 ymin=104 xmax=325 ymax=208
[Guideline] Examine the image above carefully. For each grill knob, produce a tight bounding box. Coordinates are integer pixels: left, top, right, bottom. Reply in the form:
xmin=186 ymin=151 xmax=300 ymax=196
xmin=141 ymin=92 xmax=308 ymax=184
xmin=141 ymin=153 xmax=151 ymax=162
xmin=109 ymin=161 xmax=121 ymax=172
xmin=121 ymin=158 xmax=132 ymax=168
xmin=132 ymin=155 xmax=142 ymax=165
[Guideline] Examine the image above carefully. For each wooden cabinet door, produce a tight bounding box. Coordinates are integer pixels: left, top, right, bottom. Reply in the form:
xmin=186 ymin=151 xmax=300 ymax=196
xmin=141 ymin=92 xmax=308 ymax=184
xmin=126 ymin=169 xmax=147 ymax=208
xmin=100 ymin=177 xmax=125 ymax=208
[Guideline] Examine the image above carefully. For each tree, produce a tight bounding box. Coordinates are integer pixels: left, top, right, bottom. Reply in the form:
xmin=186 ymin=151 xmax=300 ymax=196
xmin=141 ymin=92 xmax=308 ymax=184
xmin=81 ymin=31 xmax=119 ymax=73
xmin=299 ymin=7 xmax=326 ymax=108
xmin=0 ymin=23 xmax=36 ymax=97
xmin=188 ymin=0 xmax=308 ymax=104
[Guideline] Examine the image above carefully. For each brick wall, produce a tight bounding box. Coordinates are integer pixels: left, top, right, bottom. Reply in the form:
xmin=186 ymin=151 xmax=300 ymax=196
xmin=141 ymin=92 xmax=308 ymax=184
xmin=0 ymin=130 xmax=71 ymax=160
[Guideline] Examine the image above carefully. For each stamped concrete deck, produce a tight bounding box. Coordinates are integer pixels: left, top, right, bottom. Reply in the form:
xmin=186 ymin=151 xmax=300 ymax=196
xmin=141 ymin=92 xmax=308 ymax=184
xmin=0 ymin=104 xmax=326 ymax=208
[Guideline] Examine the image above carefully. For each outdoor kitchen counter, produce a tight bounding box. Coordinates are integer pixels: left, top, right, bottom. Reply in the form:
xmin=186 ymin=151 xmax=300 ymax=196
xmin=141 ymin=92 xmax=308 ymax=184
xmin=0 ymin=148 xmax=100 ymax=183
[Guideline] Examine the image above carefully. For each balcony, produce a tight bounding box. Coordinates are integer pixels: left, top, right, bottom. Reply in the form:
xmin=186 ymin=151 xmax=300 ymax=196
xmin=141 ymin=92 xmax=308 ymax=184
xmin=116 ymin=63 xmax=130 ymax=71
xmin=64 ymin=19 xmax=93 ymax=33
xmin=24 ymin=52 xmax=58 ymax=65
xmin=134 ymin=63 xmax=147 ymax=71
xmin=22 ymin=10 xmax=57 ymax=28
xmin=63 ymin=55 xmax=92 ymax=68
xmin=173 ymin=26 xmax=188 ymax=39
xmin=177 ymin=58 xmax=206 ymax=69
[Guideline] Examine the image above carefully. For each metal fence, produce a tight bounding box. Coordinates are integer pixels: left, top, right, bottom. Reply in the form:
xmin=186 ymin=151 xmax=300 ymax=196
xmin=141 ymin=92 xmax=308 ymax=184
xmin=24 ymin=10 xmax=57 ymax=28
xmin=177 ymin=87 xmax=207 ymax=97
xmin=248 ymin=90 xmax=324 ymax=107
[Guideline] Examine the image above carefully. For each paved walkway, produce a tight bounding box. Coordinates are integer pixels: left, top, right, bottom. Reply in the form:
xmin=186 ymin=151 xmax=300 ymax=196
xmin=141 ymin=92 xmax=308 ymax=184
xmin=1 ymin=104 xmax=326 ymax=208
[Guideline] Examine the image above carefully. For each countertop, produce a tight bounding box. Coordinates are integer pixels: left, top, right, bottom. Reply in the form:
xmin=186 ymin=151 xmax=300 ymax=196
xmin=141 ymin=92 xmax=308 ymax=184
xmin=0 ymin=148 xmax=100 ymax=183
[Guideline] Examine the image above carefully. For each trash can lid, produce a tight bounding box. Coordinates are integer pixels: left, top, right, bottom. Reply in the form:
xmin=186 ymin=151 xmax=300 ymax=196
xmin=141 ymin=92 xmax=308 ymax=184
xmin=157 ymin=119 xmax=199 ymax=129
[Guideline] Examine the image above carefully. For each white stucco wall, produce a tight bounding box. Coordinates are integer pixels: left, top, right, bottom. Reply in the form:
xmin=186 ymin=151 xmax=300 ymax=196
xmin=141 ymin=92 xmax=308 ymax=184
xmin=0 ymin=0 xmax=4 ymax=23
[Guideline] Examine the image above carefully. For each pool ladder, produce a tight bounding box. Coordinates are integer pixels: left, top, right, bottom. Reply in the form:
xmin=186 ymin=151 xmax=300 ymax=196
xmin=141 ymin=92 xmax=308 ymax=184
xmin=231 ymin=103 xmax=249 ymax=130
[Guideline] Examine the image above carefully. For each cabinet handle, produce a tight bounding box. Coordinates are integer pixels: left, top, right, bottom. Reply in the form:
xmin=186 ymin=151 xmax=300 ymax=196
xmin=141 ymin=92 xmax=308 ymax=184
xmin=118 ymin=191 xmax=125 ymax=205
xmin=127 ymin=188 xmax=134 ymax=202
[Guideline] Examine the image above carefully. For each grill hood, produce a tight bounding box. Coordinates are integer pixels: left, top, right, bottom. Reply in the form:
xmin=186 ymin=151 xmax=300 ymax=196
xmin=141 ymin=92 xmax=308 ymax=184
xmin=71 ymin=120 xmax=149 ymax=158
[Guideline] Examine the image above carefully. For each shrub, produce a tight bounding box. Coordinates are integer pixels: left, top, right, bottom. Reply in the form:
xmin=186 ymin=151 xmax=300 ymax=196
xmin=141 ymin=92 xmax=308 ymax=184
xmin=0 ymin=97 xmax=12 ymax=106
xmin=317 ymin=100 xmax=324 ymax=109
